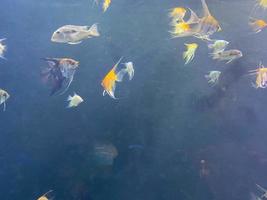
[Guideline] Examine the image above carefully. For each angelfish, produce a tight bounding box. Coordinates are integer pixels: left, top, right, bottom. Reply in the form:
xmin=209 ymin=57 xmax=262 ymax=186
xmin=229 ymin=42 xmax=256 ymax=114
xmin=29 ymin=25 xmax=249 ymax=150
xmin=0 ymin=89 xmax=10 ymax=111
xmin=41 ymin=58 xmax=79 ymax=95
xmin=67 ymin=93 xmax=84 ymax=108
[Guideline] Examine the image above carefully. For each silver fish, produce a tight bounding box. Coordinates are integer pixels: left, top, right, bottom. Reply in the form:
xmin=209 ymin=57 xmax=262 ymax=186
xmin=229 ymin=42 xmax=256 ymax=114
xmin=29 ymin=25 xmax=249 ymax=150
xmin=0 ymin=89 xmax=10 ymax=111
xmin=41 ymin=58 xmax=79 ymax=95
xmin=51 ymin=23 xmax=100 ymax=44
xmin=205 ymin=71 xmax=221 ymax=86
xmin=212 ymin=49 xmax=242 ymax=64
xmin=0 ymin=38 xmax=7 ymax=59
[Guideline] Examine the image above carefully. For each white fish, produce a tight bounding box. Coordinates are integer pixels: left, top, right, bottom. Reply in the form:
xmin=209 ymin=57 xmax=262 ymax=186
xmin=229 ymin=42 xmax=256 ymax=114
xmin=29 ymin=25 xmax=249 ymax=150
xmin=0 ymin=89 xmax=10 ymax=111
xmin=0 ymin=38 xmax=7 ymax=59
xmin=67 ymin=93 xmax=84 ymax=108
xmin=51 ymin=23 xmax=100 ymax=44
xmin=208 ymin=40 xmax=229 ymax=53
xmin=205 ymin=71 xmax=221 ymax=86
xmin=123 ymin=62 xmax=135 ymax=80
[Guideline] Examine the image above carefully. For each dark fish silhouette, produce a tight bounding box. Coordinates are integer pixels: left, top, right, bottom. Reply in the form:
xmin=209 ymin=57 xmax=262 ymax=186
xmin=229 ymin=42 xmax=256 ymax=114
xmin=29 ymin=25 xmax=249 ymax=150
xmin=41 ymin=58 xmax=79 ymax=95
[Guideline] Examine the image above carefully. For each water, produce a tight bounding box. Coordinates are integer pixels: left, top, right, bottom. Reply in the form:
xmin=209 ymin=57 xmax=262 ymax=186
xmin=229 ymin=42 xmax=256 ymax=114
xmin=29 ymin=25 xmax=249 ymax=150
xmin=1 ymin=0 xmax=267 ymax=199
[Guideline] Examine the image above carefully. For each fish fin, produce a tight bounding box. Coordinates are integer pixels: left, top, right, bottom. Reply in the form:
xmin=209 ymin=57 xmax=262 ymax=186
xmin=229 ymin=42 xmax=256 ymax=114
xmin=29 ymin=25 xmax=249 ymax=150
xmin=88 ymin=23 xmax=100 ymax=37
xmin=226 ymin=59 xmax=234 ymax=64
xmin=41 ymin=58 xmax=59 ymax=67
xmin=117 ymin=69 xmax=127 ymax=82
xmin=113 ymin=57 xmax=123 ymax=71
xmin=0 ymin=55 xmax=7 ymax=60
xmin=3 ymin=102 xmax=6 ymax=111
xmin=103 ymin=90 xmax=107 ymax=96
xmin=187 ymin=8 xmax=200 ymax=24
xmin=0 ymin=38 xmax=6 ymax=42
xmin=67 ymin=95 xmax=72 ymax=101
xmin=68 ymin=41 xmax=82 ymax=45
xmin=201 ymin=0 xmax=211 ymax=17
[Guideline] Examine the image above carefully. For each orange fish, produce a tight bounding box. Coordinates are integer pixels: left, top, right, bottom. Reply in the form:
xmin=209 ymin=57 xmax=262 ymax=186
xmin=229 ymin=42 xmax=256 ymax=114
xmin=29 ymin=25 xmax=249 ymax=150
xmin=249 ymin=63 xmax=267 ymax=88
xmin=249 ymin=18 xmax=267 ymax=33
xmin=169 ymin=7 xmax=187 ymax=24
xmin=101 ymin=58 xmax=125 ymax=99
xmin=103 ymin=0 xmax=111 ymax=12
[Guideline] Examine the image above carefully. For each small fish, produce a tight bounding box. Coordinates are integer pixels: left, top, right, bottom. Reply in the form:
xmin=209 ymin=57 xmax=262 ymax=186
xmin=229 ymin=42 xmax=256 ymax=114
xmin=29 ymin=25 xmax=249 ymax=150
xmin=205 ymin=71 xmax=221 ymax=86
xmin=183 ymin=43 xmax=198 ymax=65
xmin=192 ymin=0 xmax=221 ymax=40
xmin=51 ymin=23 xmax=100 ymax=44
xmin=208 ymin=40 xmax=229 ymax=53
xmin=170 ymin=8 xmax=200 ymax=38
xmin=41 ymin=58 xmax=79 ymax=95
xmin=122 ymin=62 xmax=135 ymax=80
xmin=249 ymin=18 xmax=267 ymax=33
xmin=0 ymin=38 xmax=7 ymax=59
xmin=248 ymin=63 xmax=267 ymax=88
xmin=67 ymin=93 xmax=83 ymax=108
xmin=103 ymin=0 xmax=111 ymax=12
xmin=37 ymin=190 xmax=54 ymax=200
xmin=169 ymin=7 xmax=187 ymax=24
xmin=211 ymin=49 xmax=242 ymax=64
xmin=0 ymin=89 xmax=10 ymax=111
xmin=256 ymin=0 xmax=267 ymax=9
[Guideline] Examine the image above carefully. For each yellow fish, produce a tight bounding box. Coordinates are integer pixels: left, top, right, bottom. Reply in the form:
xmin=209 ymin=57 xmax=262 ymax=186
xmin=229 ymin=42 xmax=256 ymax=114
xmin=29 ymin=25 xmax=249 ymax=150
xmin=103 ymin=0 xmax=111 ymax=12
xmin=183 ymin=43 xmax=198 ymax=65
xmin=257 ymin=0 xmax=267 ymax=9
xmin=249 ymin=18 xmax=267 ymax=33
xmin=169 ymin=7 xmax=187 ymax=24
xmin=101 ymin=58 xmax=123 ymax=99
xmin=249 ymin=63 xmax=267 ymax=88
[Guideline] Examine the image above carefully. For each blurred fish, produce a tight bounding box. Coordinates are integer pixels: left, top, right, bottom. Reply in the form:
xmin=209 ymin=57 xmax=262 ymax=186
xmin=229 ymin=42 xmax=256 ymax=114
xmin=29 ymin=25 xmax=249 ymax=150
xmin=0 ymin=38 xmax=7 ymax=59
xmin=248 ymin=63 xmax=267 ymax=88
xmin=256 ymin=0 xmax=267 ymax=9
xmin=193 ymin=0 xmax=221 ymax=41
xmin=101 ymin=58 xmax=134 ymax=99
xmin=183 ymin=43 xmax=198 ymax=65
xmin=205 ymin=71 xmax=221 ymax=86
xmin=94 ymin=143 xmax=118 ymax=166
xmin=249 ymin=18 xmax=267 ymax=33
xmin=51 ymin=24 xmax=99 ymax=44
xmin=67 ymin=93 xmax=83 ymax=108
xmin=208 ymin=40 xmax=229 ymax=53
xmin=41 ymin=58 xmax=79 ymax=95
xmin=0 ymin=89 xmax=9 ymax=111
xmin=256 ymin=184 xmax=267 ymax=199
xmin=168 ymin=7 xmax=187 ymax=24
xmin=250 ymin=192 xmax=263 ymax=200
xmin=37 ymin=190 xmax=54 ymax=200
xmin=170 ymin=8 xmax=200 ymax=38
xmin=211 ymin=49 xmax=242 ymax=64
xmin=103 ymin=0 xmax=111 ymax=12
xmin=122 ymin=62 xmax=135 ymax=80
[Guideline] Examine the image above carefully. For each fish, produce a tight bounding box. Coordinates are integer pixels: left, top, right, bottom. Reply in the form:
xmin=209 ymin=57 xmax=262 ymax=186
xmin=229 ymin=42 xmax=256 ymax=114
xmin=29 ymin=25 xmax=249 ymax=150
xmin=256 ymin=0 xmax=267 ymax=9
xmin=51 ymin=23 xmax=100 ymax=44
xmin=256 ymin=184 xmax=267 ymax=199
xmin=0 ymin=89 xmax=10 ymax=111
xmin=0 ymin=38 xmax=7 ymax=60
xmin=249 ymin=18 xmax=267 ymax=33
xmin=41 ymin=58 xmax=79 ymax=95
xmin=170 ymin=8 xmax=200 ymax=38
xmin=67 ymin=93 xmax=84 ymax=108
xmin=168 ymin=7 xmax=187 ymax=24
xmin=122 ymin=62 xmax=135 ymax=80
xmin=192 ymin=0 xmax=221 ymax=41
xmin=211 ymin=49 xmax=242 ymax=64
xmin=248 ymin=63 xmax=267 ymax=88
xmin=205 ymin=71 xmax=221 ymax=86
xmin=183 ymin=43 xmax=198 ymax=65
xmin=103 ymin=0 xmax=111 ymax=12
xmin=37 ymin=190 xmax=54 ymax=200
xmin=208 ymin=40 xmax=229 ymax=53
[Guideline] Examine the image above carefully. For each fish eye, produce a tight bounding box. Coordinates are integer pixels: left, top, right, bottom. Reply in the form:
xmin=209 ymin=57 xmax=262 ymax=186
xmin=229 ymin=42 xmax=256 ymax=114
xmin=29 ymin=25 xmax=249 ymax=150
xmin=71 ymin=30 xmax=77 ymax=33
xmin=56 ymin=31 xmax=60 ymax=34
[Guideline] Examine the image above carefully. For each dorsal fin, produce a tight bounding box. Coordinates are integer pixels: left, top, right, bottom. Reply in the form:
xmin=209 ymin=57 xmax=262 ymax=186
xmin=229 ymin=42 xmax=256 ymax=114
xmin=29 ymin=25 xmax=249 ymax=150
xmin=187 ymin=8 xmax=200 ymax=24
xmin=112 ymin=57 xmax=123 ymax=71
xmin=201 ymin=0 xmax=211 ymax=17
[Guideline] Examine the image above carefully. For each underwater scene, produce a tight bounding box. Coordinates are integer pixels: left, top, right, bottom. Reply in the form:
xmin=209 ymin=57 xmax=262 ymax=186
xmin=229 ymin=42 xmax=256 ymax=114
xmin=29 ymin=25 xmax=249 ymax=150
xmin=2 ymin=0 xmax=267 ymax=199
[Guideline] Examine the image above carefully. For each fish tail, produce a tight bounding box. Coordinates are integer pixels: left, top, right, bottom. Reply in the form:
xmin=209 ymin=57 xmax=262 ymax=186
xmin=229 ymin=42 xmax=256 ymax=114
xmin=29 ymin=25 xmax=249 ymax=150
xmin=88 ymin=23 xmax=100 ymax=37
